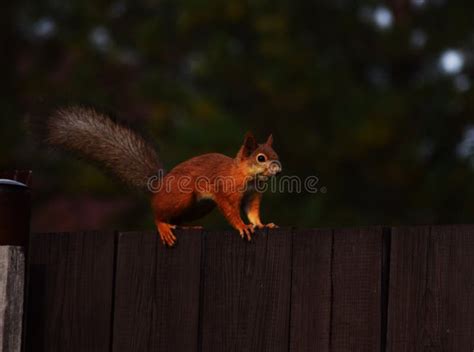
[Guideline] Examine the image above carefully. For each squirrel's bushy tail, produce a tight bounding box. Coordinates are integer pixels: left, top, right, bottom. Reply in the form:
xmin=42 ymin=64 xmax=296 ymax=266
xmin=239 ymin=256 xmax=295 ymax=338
xmin=45 ymin=106 xmax=163 ymax=190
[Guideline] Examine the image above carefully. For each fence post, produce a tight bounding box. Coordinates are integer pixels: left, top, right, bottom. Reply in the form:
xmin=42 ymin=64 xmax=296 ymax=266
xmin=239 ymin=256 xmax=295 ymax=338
xmin=0 ymin=247 xmax=25 ymax=352
xmin=0 ymin=171 xmax=32 ymax=246
xmin=0 ymin=172 xmax=31 ymax=352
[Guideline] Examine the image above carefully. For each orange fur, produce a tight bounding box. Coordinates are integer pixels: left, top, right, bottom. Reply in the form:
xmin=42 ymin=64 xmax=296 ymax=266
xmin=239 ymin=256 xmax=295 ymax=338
xmin=244 ymin=191 xmax=263 ymax=227
xmin=42 ymin=107 xmax=280 ymax=247
xmin=151 ymin=133 xmax=281 ymax=246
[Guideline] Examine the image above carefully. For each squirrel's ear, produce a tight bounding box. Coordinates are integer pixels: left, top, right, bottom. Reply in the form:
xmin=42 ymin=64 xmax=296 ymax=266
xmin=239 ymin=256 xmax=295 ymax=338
xmin=243 ymin=131 xmax=257 ymax=151
xmin=238 ymin=131 xmax=257 ymax=159
xmin=266 ymin=134 xmax=273 ymax=147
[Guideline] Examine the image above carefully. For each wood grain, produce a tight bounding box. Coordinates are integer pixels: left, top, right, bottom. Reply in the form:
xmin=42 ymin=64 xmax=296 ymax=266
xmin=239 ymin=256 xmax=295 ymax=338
xmin=200 ymin=228 xmax=292 ymax=352
xmin=21 ymin=226 xmax=474 ymax=351
xmin=387 ymin=225 xmax=474 ymax=352
xmin=289 ymin=228 xmax=332 ymax=352
xmin=112 ymin=229 xmax=202 ymax=352
xmin=331 ymin=227 xmax=383 ymax=352
xmin=0 ymin=246 xmax=25 ymax=352
xmin=25 ymin=231 xmax=115 ymax=352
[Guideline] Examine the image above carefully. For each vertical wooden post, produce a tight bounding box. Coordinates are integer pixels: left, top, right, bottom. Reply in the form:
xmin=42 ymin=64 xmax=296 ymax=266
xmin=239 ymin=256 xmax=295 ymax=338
xmin=0 ymin=247 xmax=25 ymax=352
xmin=0 ymin=172 xmax=32 ymax=246
xmin=0 ymin=171 xmax=31 ymax=352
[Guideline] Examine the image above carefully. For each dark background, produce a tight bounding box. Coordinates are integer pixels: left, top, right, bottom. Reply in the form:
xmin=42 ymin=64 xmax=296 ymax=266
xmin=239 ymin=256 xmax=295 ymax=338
xmin=2 ymin=0 xmax=474 ymax=232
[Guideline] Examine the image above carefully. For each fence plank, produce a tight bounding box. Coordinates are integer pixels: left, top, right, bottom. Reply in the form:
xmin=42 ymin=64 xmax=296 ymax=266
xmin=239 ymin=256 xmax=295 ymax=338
xmin=25 ymin=231 xmax=115 ymax=352
xmin=331 ymin=227 xmax=383 ymax=352
xmin=112 ymin=229 xmax=202 ymax=352
xmin=22 ymin=226 xmax=474 ymax=351
xmin=200 ymin=228 xmax=292 ymax=352
xmin=289 ymin=229 xmax=332 ymax=352
xmin=387 ymin=225 xmax=474 ymax=352
xmin=0 ymin=247 xmax=25 ymax=352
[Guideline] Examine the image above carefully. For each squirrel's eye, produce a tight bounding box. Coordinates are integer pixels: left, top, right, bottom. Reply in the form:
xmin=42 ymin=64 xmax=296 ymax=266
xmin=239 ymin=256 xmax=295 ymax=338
xmin=257 ymin=154 xmax=267 ymax=163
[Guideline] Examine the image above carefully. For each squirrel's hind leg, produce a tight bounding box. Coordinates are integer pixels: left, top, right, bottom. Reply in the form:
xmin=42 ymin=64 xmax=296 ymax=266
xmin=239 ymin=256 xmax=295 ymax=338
xmin=155 ymin=220 xmax=177 ymax=247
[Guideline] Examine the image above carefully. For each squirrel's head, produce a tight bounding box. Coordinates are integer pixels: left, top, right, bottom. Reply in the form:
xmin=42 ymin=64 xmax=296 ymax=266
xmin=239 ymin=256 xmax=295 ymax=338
xmin=236 ymin=132 xmax=282 ymax=181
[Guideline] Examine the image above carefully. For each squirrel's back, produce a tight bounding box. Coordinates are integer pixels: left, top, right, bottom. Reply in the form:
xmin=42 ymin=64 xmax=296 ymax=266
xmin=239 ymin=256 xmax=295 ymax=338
xmin=45 ymin=106 xmax=163 ymax=190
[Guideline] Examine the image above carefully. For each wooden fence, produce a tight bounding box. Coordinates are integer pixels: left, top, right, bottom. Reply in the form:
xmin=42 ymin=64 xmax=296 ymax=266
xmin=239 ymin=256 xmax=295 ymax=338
xmin=23 ymin=225 xmax=474 ymax=352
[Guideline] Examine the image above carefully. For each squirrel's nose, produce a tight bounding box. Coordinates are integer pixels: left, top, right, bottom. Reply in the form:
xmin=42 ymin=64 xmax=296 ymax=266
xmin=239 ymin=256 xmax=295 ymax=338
xmin=269 ymin=162 xmax=282 ymax=175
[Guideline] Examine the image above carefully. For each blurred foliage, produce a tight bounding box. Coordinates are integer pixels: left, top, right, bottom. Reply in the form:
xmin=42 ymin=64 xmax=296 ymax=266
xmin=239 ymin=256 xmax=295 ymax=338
xmin=2 ymin=0 xmax=474 ymax=231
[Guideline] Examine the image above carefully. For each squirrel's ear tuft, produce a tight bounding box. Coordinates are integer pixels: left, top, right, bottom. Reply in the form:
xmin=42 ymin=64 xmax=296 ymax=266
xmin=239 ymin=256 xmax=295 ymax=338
xmin=266 ymin=134 xmax=273 ymax=147
xmin=243 ymin=131 xmax=257 ymax=151
xmin=238 ymin=131 xmax=257 ymax=159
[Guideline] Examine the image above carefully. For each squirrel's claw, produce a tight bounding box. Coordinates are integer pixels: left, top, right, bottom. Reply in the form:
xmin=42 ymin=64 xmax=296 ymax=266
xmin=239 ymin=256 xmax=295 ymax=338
xmin=156 ymin=221 xmax=177 ymax=247
xmin=162 ymin=230 xmax=177 ymax=247
xmin=239 ymin=224 xmax=255 ymax=241
xmin=252 ymin=222 xmax=278 ymax=229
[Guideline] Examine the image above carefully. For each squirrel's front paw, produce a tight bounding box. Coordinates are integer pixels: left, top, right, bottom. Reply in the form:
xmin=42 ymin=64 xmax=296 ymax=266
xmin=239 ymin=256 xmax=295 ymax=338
xmin=251 ymin=222 xmax=279 ymax=229
xmin=238 ymin=224 xmax=255 ymax=241
xmin=156 ymin=222 xmax=177 ymax=247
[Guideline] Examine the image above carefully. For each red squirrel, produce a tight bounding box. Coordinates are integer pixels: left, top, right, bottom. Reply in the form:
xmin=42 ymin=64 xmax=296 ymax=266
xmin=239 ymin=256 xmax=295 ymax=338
xmin=44 ymin=106 xmax=282 ymax=246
